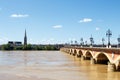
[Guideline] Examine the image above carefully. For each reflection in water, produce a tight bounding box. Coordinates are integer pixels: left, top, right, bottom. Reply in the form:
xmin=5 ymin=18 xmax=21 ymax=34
xmin=23 ymin=52 xmax=28 ymax=66
xmin=0 ymin=51 xmax=119 ymax=80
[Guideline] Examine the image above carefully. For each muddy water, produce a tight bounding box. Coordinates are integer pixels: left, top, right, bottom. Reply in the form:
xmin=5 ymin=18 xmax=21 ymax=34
xmin=0 ymin=51 xmax=120 ymax=80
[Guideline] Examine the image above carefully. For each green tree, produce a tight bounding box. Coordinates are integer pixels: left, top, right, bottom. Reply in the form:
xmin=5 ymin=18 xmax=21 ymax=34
xmin=1 ymin=44 xmax=13 ymax=50
xmin=14 ymin=46 xmax=23 ymax=50
xmin=23 ymin=44 xmax=32 ymax=50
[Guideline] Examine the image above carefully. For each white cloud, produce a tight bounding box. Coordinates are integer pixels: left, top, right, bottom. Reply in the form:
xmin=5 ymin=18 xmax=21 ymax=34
xmin=96 ymin=27 xmax=100 ymax=31
xmin=79 ymin=18 xmax=92 ymax=23
xmin=10 ymin=14 xmax=29 ymax=18
xmin=52 ymin=25 xmax=62 ymax=29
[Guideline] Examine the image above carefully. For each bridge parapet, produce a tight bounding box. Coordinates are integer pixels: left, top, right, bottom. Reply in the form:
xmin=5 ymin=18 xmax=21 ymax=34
xmin=63 ymin=47 xmax=120 ymax=54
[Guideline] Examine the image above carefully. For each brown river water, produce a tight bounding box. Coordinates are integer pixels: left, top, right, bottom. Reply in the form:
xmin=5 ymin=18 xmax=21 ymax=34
xmin=0 ymin=51 xmax=120 ymax=80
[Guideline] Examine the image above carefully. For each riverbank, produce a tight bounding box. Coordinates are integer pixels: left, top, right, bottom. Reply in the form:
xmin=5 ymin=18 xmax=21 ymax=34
xmin=0 ymin=44 xmax=62 ymax=51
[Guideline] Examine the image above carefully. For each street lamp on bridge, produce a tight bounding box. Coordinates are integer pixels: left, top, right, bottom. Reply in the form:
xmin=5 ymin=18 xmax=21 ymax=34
xmin=102 ymin=38 xmax=105 ymax=47
xmin=70 ymin=40 xmax=73 ymax=45
xmin=90 ymin=35 xmax=94 ymax=47
xmin=80 ymin=38 xmax=83 ymax=47
xmin=74 ymin=40 xmax=78 ymax=46
xmin=117 ymin=35 xmax=120 ymax=48
xmin=106 ymin=29 xmax=112 ymax=48
xmin=85 ymin=41 xmax=87 ymax=46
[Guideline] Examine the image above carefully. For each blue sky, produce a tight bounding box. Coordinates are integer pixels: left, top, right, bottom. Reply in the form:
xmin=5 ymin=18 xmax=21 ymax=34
xmin=0 ymin=0 xmax=120 ymax=44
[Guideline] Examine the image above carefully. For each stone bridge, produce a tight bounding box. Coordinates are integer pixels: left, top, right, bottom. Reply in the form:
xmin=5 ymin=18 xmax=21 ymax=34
xmin=60 ymin=47 xmax=120 ymax=72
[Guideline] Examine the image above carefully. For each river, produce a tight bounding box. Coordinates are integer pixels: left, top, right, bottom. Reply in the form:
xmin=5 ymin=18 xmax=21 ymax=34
xmin=0 ymin=51 xmax=120 ymax=80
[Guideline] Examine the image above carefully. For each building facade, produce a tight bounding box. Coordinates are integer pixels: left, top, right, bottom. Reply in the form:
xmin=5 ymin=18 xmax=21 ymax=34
xmin=8 ymin=41 xmax=22 ymax=46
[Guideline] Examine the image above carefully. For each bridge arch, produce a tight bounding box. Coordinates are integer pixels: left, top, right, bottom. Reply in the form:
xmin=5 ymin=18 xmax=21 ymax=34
xmin=77 ymin=50 xmax=83 ymax=57
xmin=68 ymin=49 xmax=70 ymax=53
xmin=85 ymin=51 xmax=93 ymax=60
xmin=69 ymin=49 xmax=72 ymax=54
xmin=73 ymin=49 xmax=77 ymax=56
xmin=70 ymin=49 xmax=74 ymax=55
xmin=95 ymin=52 xmax=111 ymax=64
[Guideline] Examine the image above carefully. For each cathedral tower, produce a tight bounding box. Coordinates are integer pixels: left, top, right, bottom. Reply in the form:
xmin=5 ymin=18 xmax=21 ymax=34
xmin=24 ymin=29 xmax=27 ymax=46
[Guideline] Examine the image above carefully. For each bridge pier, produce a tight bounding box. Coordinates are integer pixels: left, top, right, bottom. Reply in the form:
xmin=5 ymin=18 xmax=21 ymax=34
xmin=115 ymin=60 xmax=120 ymax=71
xmin=77 ymin=54 xmax=82 ymax=58
xmin=73 ymin=53 xmax=76 ymax=56
xmin=116 ymin=66 xmax=120 ymax=71
xmin=81 ymin=55 xmax=85 ymax=60
xmin=70 ymin=52 xmax=72 ymax=55
xmin=90 ymin=58 xmax=96 ymax=64
xmin=107 ymin=62 xmax=116 ymax=72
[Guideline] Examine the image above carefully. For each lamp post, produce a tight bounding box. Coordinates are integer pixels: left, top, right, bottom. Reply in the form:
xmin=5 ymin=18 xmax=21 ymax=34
xmin=106 ymin=29 xmax=112 ymax=48
xmin=80 ymin=38 xmax=83 ymax=47
xmin=90 ymin=35 xmax=94 ymax=47
xmin=71 ymin=40 xmax=73 ymax=46
xmin=75 ymin=40 xmax=78 ymax=46
xmin=85 ymin=41 xmax=87 ymax=46
xmin=117 ymin=35 xmax=120 ymax=48
xmin=102 ymin=38 xmax=105 ymax=47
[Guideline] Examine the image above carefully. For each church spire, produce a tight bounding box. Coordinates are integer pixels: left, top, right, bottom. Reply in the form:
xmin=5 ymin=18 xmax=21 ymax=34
xmin=24 ymin=29 xmax=27 ymax=46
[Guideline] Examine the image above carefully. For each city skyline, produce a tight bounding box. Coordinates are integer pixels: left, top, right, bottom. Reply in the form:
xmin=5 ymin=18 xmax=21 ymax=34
xmin=0 ymin=0 xmax=120 ymax=44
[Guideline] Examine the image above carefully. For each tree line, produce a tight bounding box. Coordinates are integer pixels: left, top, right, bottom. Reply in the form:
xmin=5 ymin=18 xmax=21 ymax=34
xmin=0 ymin=44 xmax=59 ymax=50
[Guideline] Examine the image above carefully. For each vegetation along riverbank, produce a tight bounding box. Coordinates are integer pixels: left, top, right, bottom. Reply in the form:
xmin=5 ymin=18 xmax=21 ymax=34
xmin=0 ymin=44 xmax=64 ymax=50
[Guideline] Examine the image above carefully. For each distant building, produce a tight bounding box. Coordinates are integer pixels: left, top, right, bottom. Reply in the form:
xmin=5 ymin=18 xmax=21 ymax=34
xmin=14 ymin=42 xmax=22 ymax=46
xmin=24 ymin=29 xmax=27 ymax=46
xmin=8 ymin=41 xmax=14 ymax=47
xmin=8 ymin=41 xmax=14 ymax=44
xmin=8 ymin=41 xmax=22 ymax=46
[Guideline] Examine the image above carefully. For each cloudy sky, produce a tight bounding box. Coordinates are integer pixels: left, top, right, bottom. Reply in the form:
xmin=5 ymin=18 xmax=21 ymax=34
xmin=0 ymin=0 xmax=120 ymax=44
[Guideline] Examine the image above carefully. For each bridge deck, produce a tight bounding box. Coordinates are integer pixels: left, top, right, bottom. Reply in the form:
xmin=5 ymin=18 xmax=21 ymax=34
xmin=66 ymin=47 xmax=120 ymax=54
